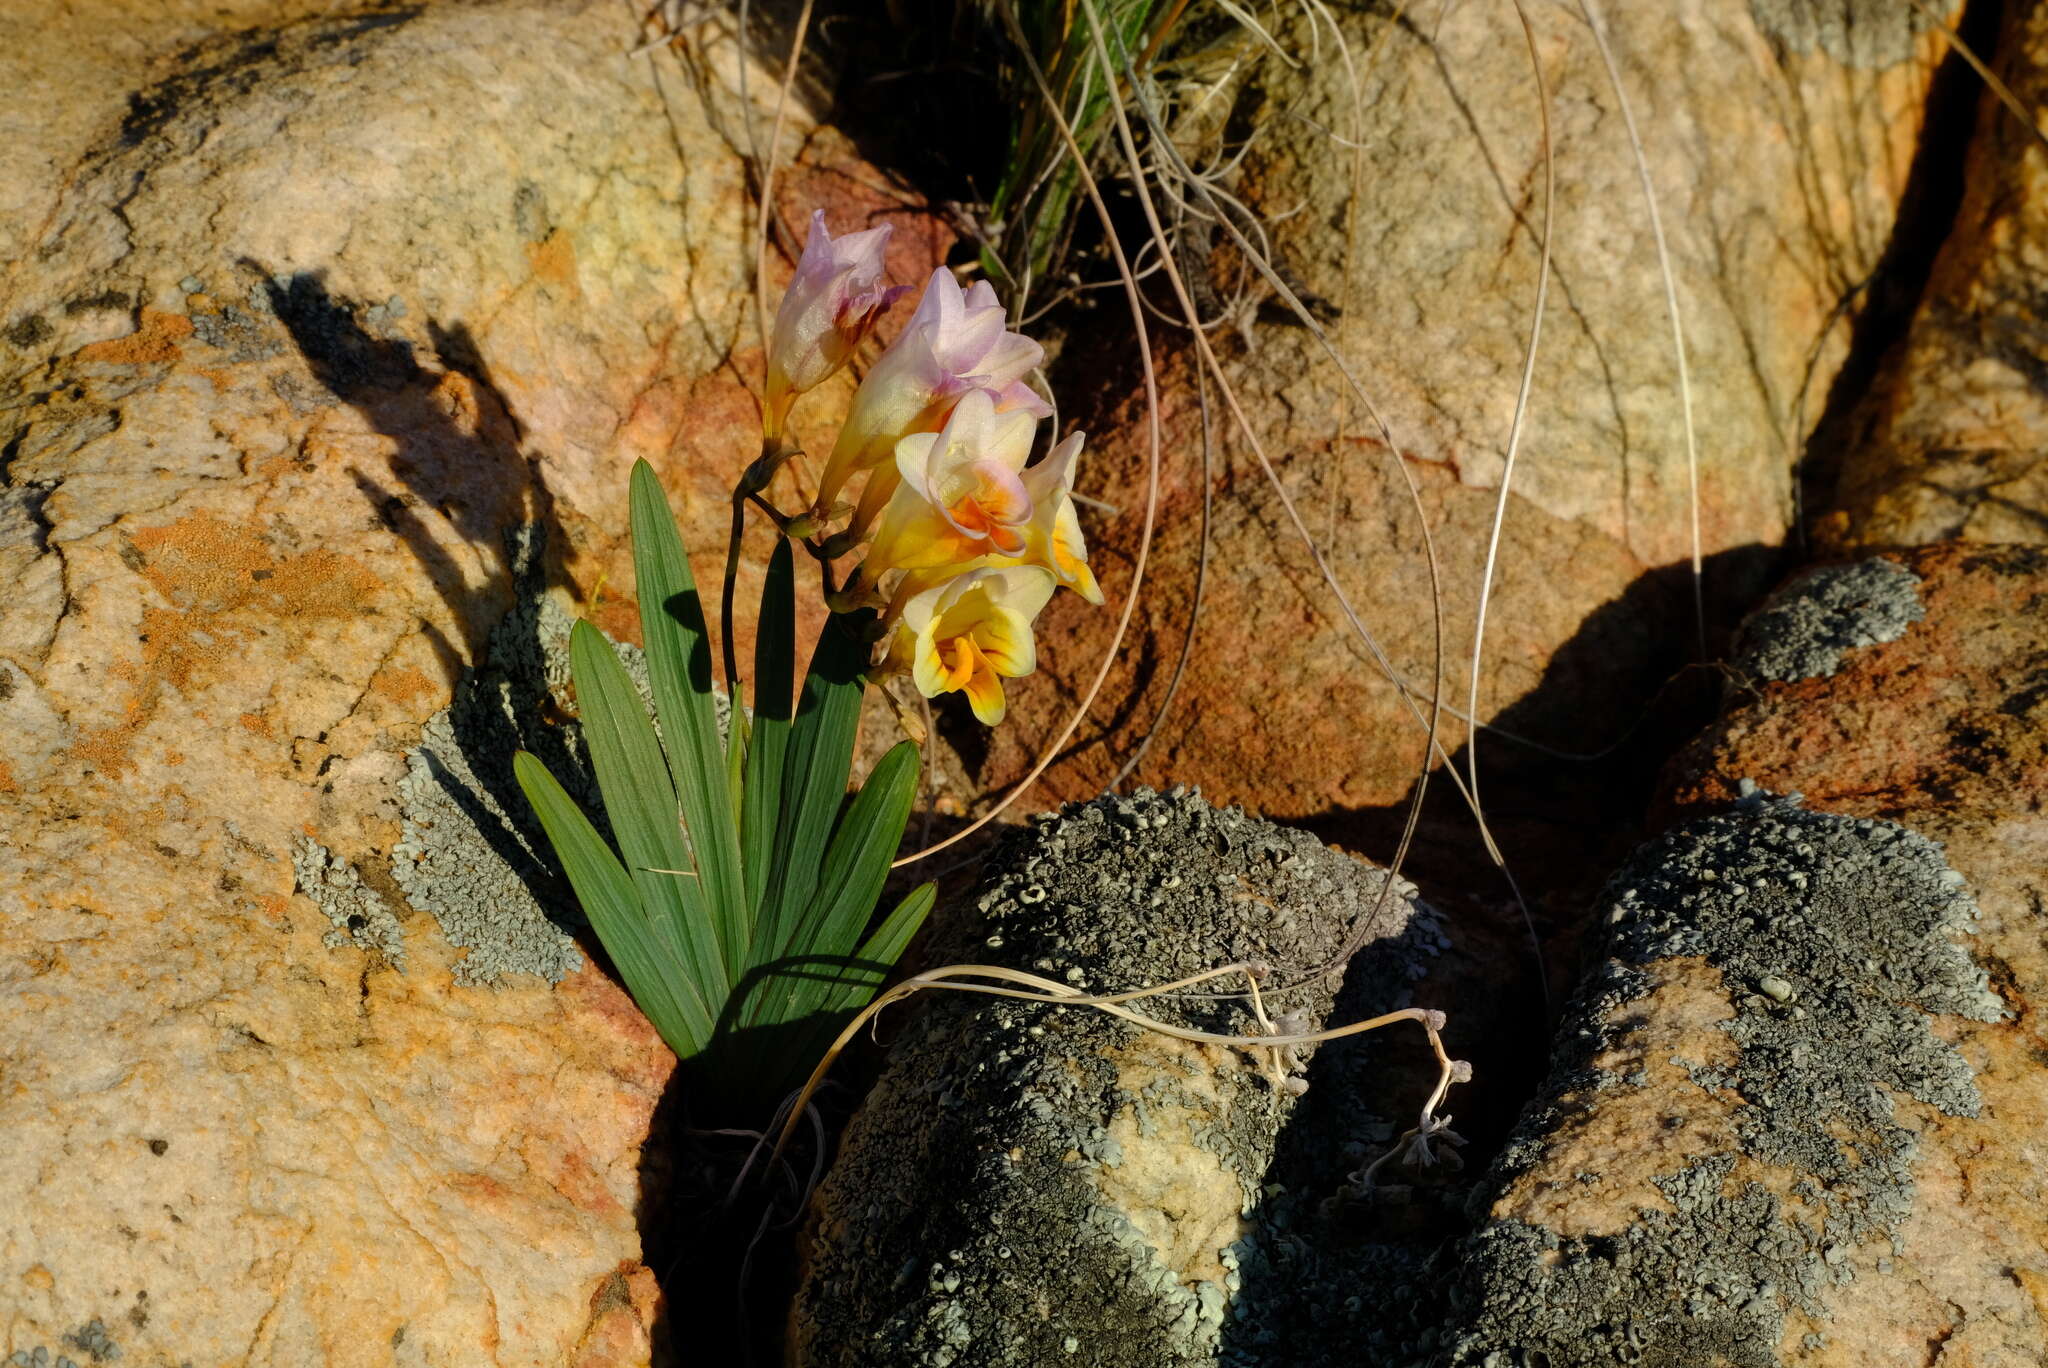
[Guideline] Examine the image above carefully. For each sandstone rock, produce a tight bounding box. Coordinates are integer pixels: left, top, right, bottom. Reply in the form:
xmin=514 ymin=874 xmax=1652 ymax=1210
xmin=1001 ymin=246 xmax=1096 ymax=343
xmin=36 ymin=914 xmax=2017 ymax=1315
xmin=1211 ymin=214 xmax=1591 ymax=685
xmin=1820 ymin=2 xmax=2048 ymax=547
xmin=1671 ymin=543 xmax=2048 ymax=820
xmin=0 ymin=3 xmax=945 ymax=1363
xmin=989 ymin=0 xmax=1954 ymax=838
xmin=1434 ymin=543 xmax=2048 ymax=1366
xmin=791 ymin=788 xmax=1445 ymax=1367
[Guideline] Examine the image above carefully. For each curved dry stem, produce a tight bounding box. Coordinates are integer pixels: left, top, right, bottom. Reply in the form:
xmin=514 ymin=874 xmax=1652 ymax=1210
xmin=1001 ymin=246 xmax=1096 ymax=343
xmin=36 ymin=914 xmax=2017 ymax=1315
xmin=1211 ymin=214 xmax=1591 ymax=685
xmin=1459 ymin=0 xmax=1554 ymax=1007
xmin=1577 ymin=0 xmax=1704 ymax=661
xmin=1099 ymin=8 xmax=1576 ymax=1008
xmin=1109 ymin=355 xmax=1212 ymax=788
xmin=1085 ymin=8 xmax=1451 ymax=978
xmin=749 ymin=0 xmax=817 ymax=356
xmin=770 ymin=959 xmax=1466 ymax=1160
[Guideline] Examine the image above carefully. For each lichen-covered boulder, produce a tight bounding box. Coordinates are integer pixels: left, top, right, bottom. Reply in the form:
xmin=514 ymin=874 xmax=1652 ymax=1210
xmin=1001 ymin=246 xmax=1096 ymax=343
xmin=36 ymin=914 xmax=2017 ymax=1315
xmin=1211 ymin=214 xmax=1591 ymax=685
xmin=1660 ymin=542 xmax=2048 ymax=1364
xmin=0 ymin=2 xmax=941 ymax=1363
xmin=791 ymin=788 xmax=1444 ymax=1367
xmin=1439 ymin=794 xmax=2001 ymax=1367
xmin=1731 ymin=557 xmax=1926 ymax=683
xmin=1437 ymin=542 xmax=2048 ymax=1367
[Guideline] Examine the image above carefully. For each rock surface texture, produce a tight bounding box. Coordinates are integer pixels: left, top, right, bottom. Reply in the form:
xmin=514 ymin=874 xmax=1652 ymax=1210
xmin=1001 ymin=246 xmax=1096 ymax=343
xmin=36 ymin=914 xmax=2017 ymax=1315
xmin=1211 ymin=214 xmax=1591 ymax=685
xmin=1437 ymin=544 xmax=2048 ymax=1366
xmin=1823 ymin=2 xmax=2048 ymax=548
xmin=893 ymin=0 xmax=1976 ymax=1223
xmin=0 ymin=3 xmax=944 ymax=1363
xmin=952 ymin=3 xmax=1972 ymax=1106
xmin=991 ymin=0 xmax=1953 ymax=828
xmin=791 ymin=788 xmax=1444 ymax=1367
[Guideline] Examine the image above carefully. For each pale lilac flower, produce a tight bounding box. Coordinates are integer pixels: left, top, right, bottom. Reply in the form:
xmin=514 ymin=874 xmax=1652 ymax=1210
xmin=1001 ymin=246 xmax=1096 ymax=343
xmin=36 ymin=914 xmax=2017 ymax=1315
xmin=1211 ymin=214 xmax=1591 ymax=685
xmin=762 ymin=211 xmax=904 ymax=438
xmin=813 ymin=268 xmax=1050 ymax=535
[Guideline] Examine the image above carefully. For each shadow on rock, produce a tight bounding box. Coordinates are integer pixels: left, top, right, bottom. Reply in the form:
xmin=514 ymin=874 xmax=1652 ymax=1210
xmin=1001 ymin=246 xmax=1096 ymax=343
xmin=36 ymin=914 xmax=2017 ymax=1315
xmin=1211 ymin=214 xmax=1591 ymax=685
xmin=1206 ymin=542 xmax=1781 ymax=1365
xmin=248 ymin=262 xmax=602 ymax=986
xmin=1294 ymin=543 xmax=1779 ymax=1156
xmin=635 ymin=963 xmax=912 ymax=1368
xmin=250 ymin=263 xmax=558 ymax=664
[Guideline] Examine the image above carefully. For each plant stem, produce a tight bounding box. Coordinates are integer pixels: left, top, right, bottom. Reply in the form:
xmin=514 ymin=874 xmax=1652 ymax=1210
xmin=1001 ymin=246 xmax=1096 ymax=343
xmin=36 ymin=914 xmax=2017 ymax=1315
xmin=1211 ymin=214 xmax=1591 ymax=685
xmin=720 ymin=491 xmax=746 ymax=707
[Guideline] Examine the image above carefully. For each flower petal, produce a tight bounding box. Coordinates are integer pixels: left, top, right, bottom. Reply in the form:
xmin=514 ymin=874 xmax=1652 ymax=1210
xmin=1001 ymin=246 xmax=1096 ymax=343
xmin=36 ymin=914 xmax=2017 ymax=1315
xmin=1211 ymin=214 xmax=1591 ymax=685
xmin=938 ymin=460 xmax=1031 ymax=533
xmin=766 ymin=212 xmax=898 ymax=407
xmin=909 ymin=620 xmax=949 ymax=699
xmin=961 ymin=663 xmax=1009 ymax=725
xmin=1051 ymin=499 xmax=1104 ymax=604
xmin=972 ymin=605 xmax=1039 ymax=677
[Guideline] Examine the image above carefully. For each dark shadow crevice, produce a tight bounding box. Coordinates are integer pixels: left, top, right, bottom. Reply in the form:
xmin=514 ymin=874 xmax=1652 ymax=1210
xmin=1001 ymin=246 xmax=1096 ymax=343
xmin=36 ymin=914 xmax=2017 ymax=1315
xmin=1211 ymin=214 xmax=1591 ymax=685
xmin=1799 ymin=0 xmax=2006 ymax=541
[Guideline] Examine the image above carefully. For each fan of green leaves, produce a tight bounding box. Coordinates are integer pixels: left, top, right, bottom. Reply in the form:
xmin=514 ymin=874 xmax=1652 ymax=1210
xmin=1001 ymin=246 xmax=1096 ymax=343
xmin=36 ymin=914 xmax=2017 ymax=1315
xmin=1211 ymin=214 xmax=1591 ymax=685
xmin=515 ymin=459 xmax=934 ymax=1118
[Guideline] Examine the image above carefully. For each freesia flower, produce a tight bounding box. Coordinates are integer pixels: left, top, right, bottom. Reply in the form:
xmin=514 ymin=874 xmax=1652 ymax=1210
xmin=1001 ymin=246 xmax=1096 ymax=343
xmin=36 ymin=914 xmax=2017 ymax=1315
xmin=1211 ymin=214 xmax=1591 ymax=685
xmin=991 ymin=430 xmax=1103 ymax=605
xmin=883 ymin=565 xmax=1057 ymax=725
xmin=813 ymin=268 xmax=1050 ymax=536
xmin=762 ymin=211 xmax=904 ymax=440
xmin=845 ymin=390 xmax=1039 ymax=599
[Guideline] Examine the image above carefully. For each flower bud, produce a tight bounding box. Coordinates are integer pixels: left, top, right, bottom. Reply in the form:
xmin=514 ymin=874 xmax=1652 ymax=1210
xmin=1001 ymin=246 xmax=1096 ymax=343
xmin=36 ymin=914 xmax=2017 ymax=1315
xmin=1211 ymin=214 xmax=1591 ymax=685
xmin=763 ymin=211 xmax=904 ymax=438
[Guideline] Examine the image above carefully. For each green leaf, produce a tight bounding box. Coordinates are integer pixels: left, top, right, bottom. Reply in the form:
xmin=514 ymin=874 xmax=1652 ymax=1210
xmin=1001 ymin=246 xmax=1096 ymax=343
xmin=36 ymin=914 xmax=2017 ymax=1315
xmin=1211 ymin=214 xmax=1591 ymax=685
xmin=514 ymin=750 xmax=712 ymax=1054
xmin=771 ymin=740 xmax=920 ymax=1025
xmin=794 ymin=741 xmax=920 ymax=957
xmin=629 ymin=459 xmax=749 ymax=979
xmin=569 ymin=618 xmax=728 ymax=1003
xmin=779 ymin=878 xmax=937 ymax=1085
xmin=755 ymin=609 xmax=869 ymax=958
xmin=741 ymin=538 xmax=796 ymax=916
xmin=726 ymin=707 xmax=749 ymax=842
xmin=850 ymin=881 xmax=937 ymax=992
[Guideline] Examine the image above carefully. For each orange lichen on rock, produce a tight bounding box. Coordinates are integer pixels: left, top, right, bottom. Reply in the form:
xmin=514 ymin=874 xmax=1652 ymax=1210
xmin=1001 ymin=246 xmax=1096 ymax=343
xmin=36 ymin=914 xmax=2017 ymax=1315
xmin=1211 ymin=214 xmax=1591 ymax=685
xmin=74 ymin=308 xmax=194 ymax=366
xmin=64 ymin=514 xmax=385 ymax=776
xmin=69 ymin=696 xmax=148 ymax=778
xmin=129 ymin=513 xmax=380 ymax=621
xmin=370 ymin=665 xmax=439 ymax=708
xmin=527 ymin=230 xmax=580 ymax=291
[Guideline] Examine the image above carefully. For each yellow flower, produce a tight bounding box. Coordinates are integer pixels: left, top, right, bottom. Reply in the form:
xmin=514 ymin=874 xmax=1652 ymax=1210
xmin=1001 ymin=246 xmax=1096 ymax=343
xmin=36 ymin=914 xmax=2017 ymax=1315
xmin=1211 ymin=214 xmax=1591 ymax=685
xmin=885 ymin=566 xmax=1057 ymax=726
xmin=990 ymin=431 xmax=1103 ymax=605
xmin=845 ymin=391 xmax=1038 ymax=600
xmin=853 ymin=423 xmax=1102 ymax=613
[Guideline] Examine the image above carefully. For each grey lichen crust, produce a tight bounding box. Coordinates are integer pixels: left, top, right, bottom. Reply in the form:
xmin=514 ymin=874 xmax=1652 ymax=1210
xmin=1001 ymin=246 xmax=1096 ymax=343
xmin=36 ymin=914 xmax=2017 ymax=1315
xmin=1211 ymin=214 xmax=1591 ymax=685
xmin=290 ymin=835 xmax=406 ymax=966
xmin=794 ymin=787 xmax=1439 ymax=1368
xmin=5 ymin=1317 xmax=126 ymax=1368
xmin=386 ymin=523 xmax=723 ymax=984
xmin=1440 ymin=792 xmax=2001 ymax=1368
xmin=385 ymin=526 xmax=586 ymax=983
xmin=388 ymin=581 xmax=581 ymax=983
xmin=1736 ymin=557 xmax=1924 ymax=682
xmin=1745 ymin=0 xmax=1943 ymax=68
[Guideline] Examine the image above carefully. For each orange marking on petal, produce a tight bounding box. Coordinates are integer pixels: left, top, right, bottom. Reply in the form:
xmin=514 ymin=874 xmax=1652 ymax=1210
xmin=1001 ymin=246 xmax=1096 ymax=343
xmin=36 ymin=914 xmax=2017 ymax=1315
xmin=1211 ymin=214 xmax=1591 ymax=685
xmin=942 ymin=638 xmax=977 ymax=692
